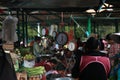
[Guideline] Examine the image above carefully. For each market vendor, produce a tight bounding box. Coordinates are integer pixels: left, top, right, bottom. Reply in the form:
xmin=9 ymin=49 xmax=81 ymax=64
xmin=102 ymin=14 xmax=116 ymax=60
xmin=33 ymin=36 xmax=42 ymax=63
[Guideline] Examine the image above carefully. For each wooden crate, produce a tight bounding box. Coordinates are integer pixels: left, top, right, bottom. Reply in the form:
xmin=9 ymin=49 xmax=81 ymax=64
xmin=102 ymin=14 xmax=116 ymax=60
xmin=3 ymin=44 xmax=14 ymax=50
xmin=16 ymin=72 xmax=27 ymax=80
xmin=28 ymin=76 xmax=41 ymax=80
xmin=16 ymin=72 xmax=46 ymax=80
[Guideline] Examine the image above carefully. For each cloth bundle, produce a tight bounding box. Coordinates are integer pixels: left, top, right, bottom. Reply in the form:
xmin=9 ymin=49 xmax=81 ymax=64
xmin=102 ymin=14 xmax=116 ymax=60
xmin=2 ymin=15 xmax=18 ymax=43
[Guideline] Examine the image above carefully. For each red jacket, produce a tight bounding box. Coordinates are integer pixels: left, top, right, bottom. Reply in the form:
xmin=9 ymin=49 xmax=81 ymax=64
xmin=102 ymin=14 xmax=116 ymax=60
xmin=80 ymin=56 xmax=111 ymax=77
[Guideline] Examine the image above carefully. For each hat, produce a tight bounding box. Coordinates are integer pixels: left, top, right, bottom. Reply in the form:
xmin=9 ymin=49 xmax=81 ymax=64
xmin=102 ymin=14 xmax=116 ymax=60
xmin=110 ymin=33 xmax=120 ymax=44
xmin=85 ymin=37 xmax=99 ymax=50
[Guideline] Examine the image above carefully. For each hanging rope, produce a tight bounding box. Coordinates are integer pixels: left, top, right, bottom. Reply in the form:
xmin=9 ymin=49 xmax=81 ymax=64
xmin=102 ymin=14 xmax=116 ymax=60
xmin=70 ymin=15 xmax=86 ymax=34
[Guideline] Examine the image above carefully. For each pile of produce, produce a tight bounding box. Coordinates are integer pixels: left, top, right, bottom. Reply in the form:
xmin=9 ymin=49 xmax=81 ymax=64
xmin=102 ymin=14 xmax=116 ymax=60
xmin=23 ymin=54 xmax=35 ymax=61
xmin=24 ymin=66 xmax=46 ymax=77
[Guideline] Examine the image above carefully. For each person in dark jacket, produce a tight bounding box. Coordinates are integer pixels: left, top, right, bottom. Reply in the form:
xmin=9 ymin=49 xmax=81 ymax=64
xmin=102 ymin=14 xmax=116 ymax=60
xmin=0 ymin=39 xmax=17 ymax=80
xmin=71 ymin=37 xmax=111 ymax=80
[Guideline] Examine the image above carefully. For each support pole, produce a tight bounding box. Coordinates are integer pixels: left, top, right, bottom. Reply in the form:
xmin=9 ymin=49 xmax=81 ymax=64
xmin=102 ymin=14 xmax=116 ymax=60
xmin=114 ymin=20 xmax=119 ymax=32
xmin=16 ymin=10 xmax=20 ymax=47
xmin=25 ymin=13 xmax=28 ymax=47
xmin=87 ymin=17 xmax=91 ymax=36
xmin=22 ymin=9 xmax=25 ymax=47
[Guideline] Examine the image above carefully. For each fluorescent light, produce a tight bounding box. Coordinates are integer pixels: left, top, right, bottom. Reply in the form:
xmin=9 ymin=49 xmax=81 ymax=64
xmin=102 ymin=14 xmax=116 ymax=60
xmin=86 ymin=9 xmax=96 ymax=13
xmin=86 ymin=9 xmax=96 ymax=15
xmin=98 ymin=3 xmax=113 ymax=12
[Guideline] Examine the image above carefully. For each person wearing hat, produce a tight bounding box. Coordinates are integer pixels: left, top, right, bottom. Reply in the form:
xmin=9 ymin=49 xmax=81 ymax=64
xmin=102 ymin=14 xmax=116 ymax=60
xmin=105 ymin=33 xmax=120 ymax=80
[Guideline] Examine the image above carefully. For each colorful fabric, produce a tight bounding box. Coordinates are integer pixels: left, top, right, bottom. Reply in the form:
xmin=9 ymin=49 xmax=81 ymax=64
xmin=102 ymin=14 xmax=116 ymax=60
xmin=108 ymin=43 xmax=120 ymax=57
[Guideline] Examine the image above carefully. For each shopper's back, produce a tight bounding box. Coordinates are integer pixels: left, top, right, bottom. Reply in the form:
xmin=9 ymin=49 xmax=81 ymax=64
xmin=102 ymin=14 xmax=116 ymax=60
xmin=71 ymin=37 xmax=111 ymax=80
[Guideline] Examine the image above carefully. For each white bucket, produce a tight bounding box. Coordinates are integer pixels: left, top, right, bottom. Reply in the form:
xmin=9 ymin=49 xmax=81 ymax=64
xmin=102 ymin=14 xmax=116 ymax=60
xmin=23 ymin=60 xmax=35 ymax=68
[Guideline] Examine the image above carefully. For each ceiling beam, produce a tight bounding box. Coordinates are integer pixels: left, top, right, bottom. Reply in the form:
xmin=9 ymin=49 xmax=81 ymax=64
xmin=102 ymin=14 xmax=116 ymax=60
xmin=28 ymin=15 xmax=44 ymax=22
xmin=73 ymin=16 xmax=120 ymax=20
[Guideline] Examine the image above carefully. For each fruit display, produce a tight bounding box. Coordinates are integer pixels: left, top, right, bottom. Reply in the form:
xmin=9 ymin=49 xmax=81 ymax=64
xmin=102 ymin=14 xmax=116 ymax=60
xmin=24 ymin=54 xmax=35 ymax=61
xmin=23 ymin=54 xmax=36 ymax=68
